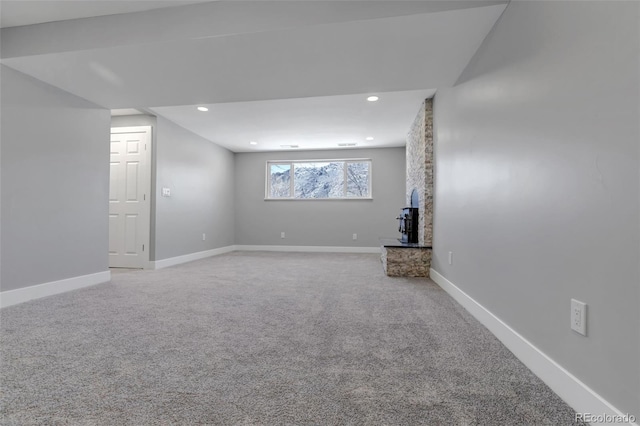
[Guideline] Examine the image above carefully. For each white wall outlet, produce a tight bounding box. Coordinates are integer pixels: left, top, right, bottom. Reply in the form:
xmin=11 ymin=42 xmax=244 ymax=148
xmin=162 ymin=187 xmax=171 ymax=197
xmin=448 ymin=251 xmax=453 ymax=265
xmin=353 ymin=233 xmax=357 ymax=240
xmin=281 ymin=232 xmax=285 ymax=239
xmin=571 ymin=299 xmax=587 ymax=336
xmin=202 ymin=233 xmax=206 ymax=241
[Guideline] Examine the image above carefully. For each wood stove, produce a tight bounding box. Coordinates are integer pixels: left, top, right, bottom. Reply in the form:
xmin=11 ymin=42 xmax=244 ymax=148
xmin=397 ymin=207 xmax=418 ymax=244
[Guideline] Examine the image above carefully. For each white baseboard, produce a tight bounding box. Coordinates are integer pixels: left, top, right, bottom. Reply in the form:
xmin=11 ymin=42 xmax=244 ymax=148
xmin=236 ymin=245 xmax=380 ymax=254
xmin=150 ymin=245 xmax=237 ymax=269
xmin=429 ymin=268 xmax=638 ymax=426
xmin=0 ymin=271 xmax=111 ymax=309
xmin=150 ymin=245 xmax=380 ymax=270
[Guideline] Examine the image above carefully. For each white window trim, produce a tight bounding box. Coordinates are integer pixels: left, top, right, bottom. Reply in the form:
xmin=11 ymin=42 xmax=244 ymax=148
xmin=265 ymin=158 xmax=373 ymax=200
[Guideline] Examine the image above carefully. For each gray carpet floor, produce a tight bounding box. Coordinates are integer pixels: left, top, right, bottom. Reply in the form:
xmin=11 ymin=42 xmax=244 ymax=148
xmin=1 ymin=252 xmax=585 ymax=425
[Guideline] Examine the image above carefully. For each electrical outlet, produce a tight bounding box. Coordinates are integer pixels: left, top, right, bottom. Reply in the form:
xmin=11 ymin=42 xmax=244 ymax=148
xmin=448 ymin=251 xmax=453 ymax=265
xmin=353 ymin=233 xmax=357 ymax=240
xmin=281 ymin=232 xmax=285 ymax=239
xmin=202 ymin=233 xmax=206 ymax=241
xmin=570 ymin=299 xmax=587 ymax=336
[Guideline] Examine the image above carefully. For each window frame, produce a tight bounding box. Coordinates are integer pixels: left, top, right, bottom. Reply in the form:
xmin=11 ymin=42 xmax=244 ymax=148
xmin=265 ymin=158 xmax=373 ymax=200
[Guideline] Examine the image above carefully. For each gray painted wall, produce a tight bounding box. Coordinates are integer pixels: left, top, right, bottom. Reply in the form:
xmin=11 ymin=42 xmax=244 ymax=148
xmin=154 ymin=116 xmax=235 ymax=260
xmin=235 ymin=148 xmax=405 ymax=247
xmin=433 ymin=1 xmax=639 ymax=417
xmin=1 ymin=66 xmax=110 ymax=291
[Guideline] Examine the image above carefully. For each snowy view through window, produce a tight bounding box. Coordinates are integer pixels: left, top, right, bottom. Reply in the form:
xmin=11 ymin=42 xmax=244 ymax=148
xmin=268 ymin=160 xmax=371 ymax=199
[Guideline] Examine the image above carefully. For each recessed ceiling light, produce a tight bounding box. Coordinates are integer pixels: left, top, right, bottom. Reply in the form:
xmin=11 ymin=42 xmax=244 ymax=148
xmin=367 ymin=96 xmax=379 ymax=102
xmin=197 ymin=106 xmax=209 ymax=112
xmin=365 ymin=136 xmax=374 ymax=141
xmin=249 ymin=141 xmax=258 ymax=145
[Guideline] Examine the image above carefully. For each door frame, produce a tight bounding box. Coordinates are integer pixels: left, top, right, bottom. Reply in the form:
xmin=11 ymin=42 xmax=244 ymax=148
xmin=109 ymin=125 xmax=153 ymax=269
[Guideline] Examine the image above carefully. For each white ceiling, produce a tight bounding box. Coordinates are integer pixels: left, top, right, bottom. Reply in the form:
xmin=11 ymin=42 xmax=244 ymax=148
xmin=151 ymin=89 xmax=436 ymax=152
xmin=0 ymin=1 xmax=212 ymax=28
xmin=0 ymin=1 xmax=508 ymax=152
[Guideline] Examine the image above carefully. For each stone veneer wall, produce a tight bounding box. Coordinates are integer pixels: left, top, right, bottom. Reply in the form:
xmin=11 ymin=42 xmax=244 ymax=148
xmin=406 ymin=98 xmax=434 ymax=246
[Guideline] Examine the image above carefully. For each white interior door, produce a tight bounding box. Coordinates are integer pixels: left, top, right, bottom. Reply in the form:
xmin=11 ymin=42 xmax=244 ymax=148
xmin=109 ymin=126 xmax=151 ymax=268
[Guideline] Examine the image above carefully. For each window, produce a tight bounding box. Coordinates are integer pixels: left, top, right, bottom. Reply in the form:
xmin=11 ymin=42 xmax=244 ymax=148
xmin=266 ymin=159 xmax=372 ymax=199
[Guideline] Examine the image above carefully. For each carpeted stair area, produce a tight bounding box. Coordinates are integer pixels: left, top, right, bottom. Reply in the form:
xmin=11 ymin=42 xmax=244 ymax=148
xmin=1 ymin=252 xmax=585 ymax=425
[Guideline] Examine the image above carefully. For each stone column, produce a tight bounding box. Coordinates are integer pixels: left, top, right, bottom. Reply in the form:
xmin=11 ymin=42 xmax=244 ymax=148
xmin=405 ymin=98 xmax=434 ymax=246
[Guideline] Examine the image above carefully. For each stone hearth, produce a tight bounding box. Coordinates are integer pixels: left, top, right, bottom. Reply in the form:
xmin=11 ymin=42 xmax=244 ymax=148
xmin=380 ymin=239 xmax=432 ymax=277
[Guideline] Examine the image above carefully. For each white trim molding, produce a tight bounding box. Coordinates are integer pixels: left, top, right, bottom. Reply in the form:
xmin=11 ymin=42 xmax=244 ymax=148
xmin=150 ymin=245 xmax=380 ymax=270
xmin=150 ymin=245 xmax=237 ymax=269
xmin=429 ymin=268 xmax=638 ymax=426
xmin=0 ymin=271 xmax=111 ymax=309
xmin=236 ymin=245 xmax=380 ymax=254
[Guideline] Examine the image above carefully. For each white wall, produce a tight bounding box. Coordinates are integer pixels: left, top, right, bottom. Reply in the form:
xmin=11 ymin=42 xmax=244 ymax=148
xmin=1 ymin=66 xmax=110 ymax=291
xmin=433 ymin=1 xmax=639 ymax=418
xmin=234 ymin=148 xmax=405 ymax=247
xmin=153 ymin=116 xmax=235 ymax=260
